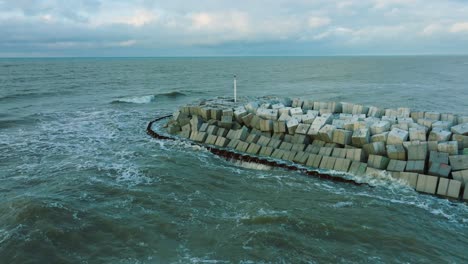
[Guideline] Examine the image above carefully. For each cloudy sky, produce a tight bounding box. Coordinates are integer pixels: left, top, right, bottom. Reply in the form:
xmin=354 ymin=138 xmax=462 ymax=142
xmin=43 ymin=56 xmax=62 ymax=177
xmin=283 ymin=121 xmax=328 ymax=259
xmin=1 ymin=0 xmax=468 ymax=57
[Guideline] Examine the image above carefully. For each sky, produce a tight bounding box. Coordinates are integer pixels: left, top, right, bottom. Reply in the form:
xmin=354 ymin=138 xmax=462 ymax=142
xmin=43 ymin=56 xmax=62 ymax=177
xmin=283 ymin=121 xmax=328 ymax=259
xmin=1 ymin=0 xmax=468 ymax=57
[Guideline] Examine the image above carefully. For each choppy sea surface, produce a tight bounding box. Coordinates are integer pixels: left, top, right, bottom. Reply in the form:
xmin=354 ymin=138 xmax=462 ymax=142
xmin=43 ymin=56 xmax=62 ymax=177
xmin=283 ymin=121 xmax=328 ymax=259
xmin=1 ymin=56 xmax=468 ymax=263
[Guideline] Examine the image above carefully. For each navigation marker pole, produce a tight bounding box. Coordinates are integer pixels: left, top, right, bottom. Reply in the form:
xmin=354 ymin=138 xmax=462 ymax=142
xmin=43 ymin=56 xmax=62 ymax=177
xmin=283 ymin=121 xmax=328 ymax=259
xmin=234 ymin=75 xmax=237 ymax=103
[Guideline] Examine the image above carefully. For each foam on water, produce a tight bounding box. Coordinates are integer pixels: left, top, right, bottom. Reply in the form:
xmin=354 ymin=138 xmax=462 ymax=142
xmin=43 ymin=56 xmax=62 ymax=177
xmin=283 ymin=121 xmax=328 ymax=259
xmin=113 ymin=95 xmax=156 ymax=104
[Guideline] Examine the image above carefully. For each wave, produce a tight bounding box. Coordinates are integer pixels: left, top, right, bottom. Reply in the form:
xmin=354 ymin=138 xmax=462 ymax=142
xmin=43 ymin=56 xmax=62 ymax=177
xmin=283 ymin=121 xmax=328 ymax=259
xmin=111 ymin=91 xmax=187 ymax=104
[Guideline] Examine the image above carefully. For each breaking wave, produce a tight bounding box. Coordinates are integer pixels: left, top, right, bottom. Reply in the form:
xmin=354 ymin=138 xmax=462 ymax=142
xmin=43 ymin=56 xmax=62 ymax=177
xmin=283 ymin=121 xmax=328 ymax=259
xmin=111 ymin=91 xmax=187 ymax=104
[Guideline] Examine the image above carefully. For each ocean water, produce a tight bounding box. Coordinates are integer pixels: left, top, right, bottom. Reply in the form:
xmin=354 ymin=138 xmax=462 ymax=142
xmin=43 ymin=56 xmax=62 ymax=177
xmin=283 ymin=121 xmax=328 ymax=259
xmin=1 ymin=56 xmax=468 ymax=263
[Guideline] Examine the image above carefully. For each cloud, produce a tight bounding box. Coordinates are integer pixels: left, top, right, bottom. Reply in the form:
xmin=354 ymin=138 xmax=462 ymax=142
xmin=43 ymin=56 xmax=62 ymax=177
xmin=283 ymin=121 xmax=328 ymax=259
xmin=450 ymin=22 xmax=468 ymax=33
xmin=308 ymin=17 xmax=330 ymax=29
xmin=0 ymin=0 xmax=468 ymax=56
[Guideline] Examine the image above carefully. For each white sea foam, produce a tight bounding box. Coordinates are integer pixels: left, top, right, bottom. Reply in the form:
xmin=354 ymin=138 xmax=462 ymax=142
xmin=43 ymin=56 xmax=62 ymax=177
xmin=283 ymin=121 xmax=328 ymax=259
xmin=113 ymin=95 xmax=155 ymax=104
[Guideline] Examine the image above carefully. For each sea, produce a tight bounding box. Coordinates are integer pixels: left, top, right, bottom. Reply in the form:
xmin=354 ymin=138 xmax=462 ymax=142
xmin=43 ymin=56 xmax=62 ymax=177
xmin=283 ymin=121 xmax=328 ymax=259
xmin=1 ymin=56 xmax=468 ymax=263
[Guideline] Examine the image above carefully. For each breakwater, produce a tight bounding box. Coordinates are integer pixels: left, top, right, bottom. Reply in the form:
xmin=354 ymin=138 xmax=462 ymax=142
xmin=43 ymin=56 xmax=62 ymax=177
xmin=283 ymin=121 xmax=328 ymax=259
xmin=158 ymin=97 xmax=468 ymax=201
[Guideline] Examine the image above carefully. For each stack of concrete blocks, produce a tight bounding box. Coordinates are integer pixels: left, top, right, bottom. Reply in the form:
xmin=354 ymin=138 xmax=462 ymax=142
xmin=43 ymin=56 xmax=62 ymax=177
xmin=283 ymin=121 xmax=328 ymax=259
xmin=166 ymin=99 xmax=468 ymax=201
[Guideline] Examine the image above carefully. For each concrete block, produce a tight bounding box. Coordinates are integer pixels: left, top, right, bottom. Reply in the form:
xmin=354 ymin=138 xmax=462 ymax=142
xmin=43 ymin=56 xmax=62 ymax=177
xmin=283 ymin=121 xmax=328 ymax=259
xmin=210 ymin=109 xmax=223 ymax=121
xmin=259 ymin=118 xmax=273 ymax=132
xmin=259 ymin=146 xmax=274 ymax=157
xmin=449 ymin=155 xmax=468 ymax=171
xmin=429 ymin=151 xmax=449 ymax=165
xmin=346 ymin=148 xmax=364 ymax=161
xmin=432 ymin=121 xmax=453 ymax=131
xmin=352 ymin=104 xmax=369 ymax=115
xmin=334 ymin=158 xmax=351 ymax=172
xmin=291 ymin=143 xmax=306 ymax=152
xmin=441 ymin=113 xmax=458 ymax=124
xmin=272 ymin=133 xmax=284 ymax=141
xmin=331 ymin=148 xmax=347 ymax=158
xmin=392 ymin=123 xmax=409 ymax=131
xmin=267 ymin=139 xmax=282 ymax=149
xmin=368 ymin=106 xmax=385 ymax=118
xmin=307 ymin=116 xmax=331 ymax=136
xmin=235 ymin=141 xmax=250 ymax=152
xmin=220 ymin=115 xmax=233 ymax=129
xmin=257 ymin=108 xmax=278 ymax=120
xmin=279 ymin=142 xmax=293 ymax=151
xmin=417 ymin=118 xmax=435 ymax=129
xmin=370 ymin=121 xmax=391 ymax=135
xmin=411 ymin=111 xmax=425 ymax=122
xmin=382 ymin=116 xmax=397 ymax=125
xmin=278 ymin=113 xmax=292 ymax=122
xmin=292 ymin=98 xmax=303 ymax=108
xmin=363 ymin=142 xmax=387 ymax=156
xmin=352 ymin=128 xmax=370 ymax=147
xmin=199 ymin=107 xmax=212 ymax=120
xmin=318 ymin=125 xmax=336 ymax=143
xmin=425 ymin=112 xmax=441 ymax=121
xmin=282 ymin=151 xmax=297 ymax=162
xmin=416 ymin=174 xmax=439 ymax=194
xmin=205 ymin=134 xmax=218 ymax=145
xmin=305 ymin=145 xmax=321 ymax=154
xmin=233 ymin=107 xmax=248 ymax=123
xmin=348 ymin=161 xmax=367 ymax=176
xmin=406 ymin=160 xmax=425 ymax=174
xmin=199 ymin=123 xmax=209 ymax=132
xmin=214 ymin=137 xmax=230 ymax=147
xmin=189 ymin=115 xmax=203 ymax=131
xmin=318 ymin=147 xmax=334 ymax=156
xmin=278 ymin=107 xmax=292 ymax=116
xmin=244 ymin=102 xmax=259 ymax=114
xmin=320 ymin=156 xmax=337 ymax=170
xmin=332 ymin=129 xmax=352 ymax=145
xmin=428 ymin=141 xmax=439 ymax=152
xmin=227 ymin=139 xmax=240 ymax=149
xmin=312 ymin=139 xmax=326 ymax=147
xmin=368 ymin=154 xmax=390 ymax=170
xmin=246 ymin=133 xmax=260 ymax=144
xmin=397 ymin=108 xmax=411 ymax=118
xmin=387 ymin=128 xmax=409 ymax=145
xmin=250 ymin=115 xmax=261 ymax=130
xmin=437 ymin=141 xmax=458 ymax=155
xmin=232 ymin=126 xmax=250 ymax=141
xmin=452 ymin=134 xmax=468 ymax=150
xmin=399 ymin=172 xmax=418 ymax=188
xmin=451 ymin=170 xmax=468 ymax=187
xmin=178 ymin=130 xmax=191 ymax=138
xmin=257 ymin=135 xmax=271 ymax=146
xmin=246 ymin=143 xmax=261 ymax=155
xmin=428 ymin=163 xmax=451 ymax=178
xmin=325 ymin=143 xmax=338 ymax=148
xmin=387 ymin=159 xmax=407 ymax=172
xmin=293 ymin=151 xmax=309 ymax=164
xmin=292 ymin=134 xmax=309 ymax=144
xmin=451 ymin=123 xmax=468 ymax=135
xmin=428 ymin=129 xmax=451 ymax=142
xmin=302 ymin=100 xmax=314 ymax=111
xmin=407 ymin=144 xmax=428 ymax=160
xmin=194 ymin=132 xmax=208 ymax=143
xmin=371 ymin=132 xmax=389 ymax=143
xmin=283 ymin=134 xmax=293 ymax=143
xmin=295 ymin=124 xmax=311 ymax=135
xmin=446 ymin=179 xmax=462 ymax=198
xmin=271 ymin=149 xmax=284 ymax=159
xmin=241 ymin=113 xmax=254 ymax=127
xmin=458 ymin=116 xmax=468 ymax=124
xmin=387 ymin=144 xmax=407 ymax=160
xmin=216 ymin=128 xmax=228 ymax=137
xmin=409 ymin=127 xmax=427 ymax=141
xmin=286 ymin=119 xmax=299 ymax=134
xmin=306 ymin=154 xmax=323 ymax=168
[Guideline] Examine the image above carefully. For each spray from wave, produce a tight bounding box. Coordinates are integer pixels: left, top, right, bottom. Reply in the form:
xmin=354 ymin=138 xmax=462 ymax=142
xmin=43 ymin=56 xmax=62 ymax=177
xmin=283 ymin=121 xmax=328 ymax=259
xmin=111 ymin=91 xmax=187 ymax=104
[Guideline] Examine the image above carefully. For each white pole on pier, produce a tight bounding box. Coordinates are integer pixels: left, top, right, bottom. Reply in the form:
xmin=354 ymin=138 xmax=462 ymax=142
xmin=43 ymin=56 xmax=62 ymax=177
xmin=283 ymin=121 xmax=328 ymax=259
xmin=233 ymin=75 xmax=237 ymax=103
